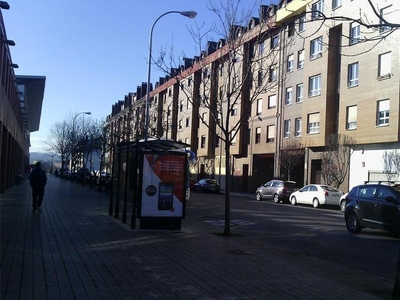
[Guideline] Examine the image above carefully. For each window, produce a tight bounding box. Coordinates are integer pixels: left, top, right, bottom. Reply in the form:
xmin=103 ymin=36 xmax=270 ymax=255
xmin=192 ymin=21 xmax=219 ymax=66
xmin=231 ymin=130 xmax=237 ymax=145
xmin=287 ymin=54 xmax=294 ymax=72
xmin=307 ymin=113 xmax=320 ymax=134
xmin=231 ymin=106 xmax=238 ymax=116
xmin=233 ymin=75 xmax=239 ymax=89
xmin=310 ymin=37 xmax=323 ymax=59
xmin=311 ymin=0 xmax=324 ymax=20
xmin=346 ymin=105 xmax=357 ymax=129
xmin=267 ymin=125 xmax=275 ymax=142
xmin=258 ymin=70 xmax=263 ymax=86
xmin=188 ymin=77 xmax=192 ymax=87
xmin=271 ymin=34 xmax=279 ymax=49
xmin=377 ymin=99 xmax=390 ymax=126
xmin=297 ymin=50 xmax=304 ymax=69
xmin=187 ymin=98 xmax=192 ymax=109
xmin=259 ymin=41 xmax=265 ymax=54
xmin=201 ymin=135 xmax=206 ymax=148
xmin=295 ymin=118 xmax=302 ymax=136
xmin=332 ymin=0 xmax=341 ymax=9
xmin=269 ymin=65 xmax=277 ymax=82
xmin=348 ymin=62 xmax=359 ymax=87
xmin=185 ymin=137 xmax=190 ymax=145
xmin=285 ymin=87 xmax=293 ymax=105
xmin=296 ymin=83 xmax=303 ymax=103
xmin=178 ymin=120 xmax=182 ymax=129
xmin=309 ymin=75 xmax=321 ymax=97
xmin=257 ymin=98 xmax=262 ymax=115
xmin=202 ymin=112 xmax=207 ymax=124
xmin=380 ymin=6 xmax=392 ymax=33
xmin=288 ymin=23 xmax=295 ymax=37
xmin=219 ymin=86 xmax=223 ymax=100
xmin=180 ymin=100 xmax=184 ymax=112
xmin=299 ymin=15 xmax=306 ymax=32
xmin=255 ymin=127 xmax=261 ymax=144
xmin=350 ymin=22 xmax=360 ymax=45
xmin=378 ymin=52 xmax=391 ymax=78
xmin=220 ymin=65 xmax=224 ymax=77
xmin=181 ymin=81 xmax=185 ymax=90
xmin=186 ymin=117 xmax=190 ymax=127
xmin=284 ymin=120 xmax=291 ymax=138
xmin=215 ymin=135 xmax=220 ymax=148
xmin=168 ymin=88 xmax=172 ymax=96
xmin=268 ymin=94 xmax=277 ymax=108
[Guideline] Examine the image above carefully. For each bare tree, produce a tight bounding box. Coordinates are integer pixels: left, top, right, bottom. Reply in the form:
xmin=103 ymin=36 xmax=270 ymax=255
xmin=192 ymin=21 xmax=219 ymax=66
xmin=320 ymin=133 xmax=355 ymax=189
xmin=45 ymin=121 xmax=70 ymax=171
xmin=382 ymin=150 xmax=398 ymax=183
xmin=280 ymin=139 xmax=304 ymax=181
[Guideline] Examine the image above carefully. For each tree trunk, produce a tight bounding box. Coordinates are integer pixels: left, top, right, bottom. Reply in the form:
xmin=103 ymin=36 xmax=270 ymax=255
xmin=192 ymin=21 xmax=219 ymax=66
xmin=224 ymin=140 xmax=231 ymax=236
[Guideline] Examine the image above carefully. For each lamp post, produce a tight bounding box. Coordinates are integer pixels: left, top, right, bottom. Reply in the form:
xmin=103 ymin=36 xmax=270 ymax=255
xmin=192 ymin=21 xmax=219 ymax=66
xmin=144 ymin=10 xmax=197 ymax=141
xmin=71 ymin=112 xmax=91 ymax=173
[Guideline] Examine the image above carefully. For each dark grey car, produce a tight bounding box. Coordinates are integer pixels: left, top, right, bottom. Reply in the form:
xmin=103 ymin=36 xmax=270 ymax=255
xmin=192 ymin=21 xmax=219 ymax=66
xmin=256 ymin=180 xmax=297 ymax=203
xmin=344 ymin=184 xmax=400 ymax=235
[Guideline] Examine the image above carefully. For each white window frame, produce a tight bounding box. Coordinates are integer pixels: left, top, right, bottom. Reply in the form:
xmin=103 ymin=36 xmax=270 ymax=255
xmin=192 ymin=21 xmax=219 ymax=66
xmin=332 ymin=0 xmax=341 ymax=9
xmin=310 ymin=37 xmax=323 ymax=59
xmin=348 ymin=62 xmax=359 ymax=87
xmin=231 ymin=130 xmax=237 ymax=144
xmin=346 ymin=105 xmax=357 ymax=130
xmin=296 ymin=83 xmax=303 ymax=103
xmin=186 ymin=117 xmax=190 ymax=128
xmin=377 ymin=99 xmax=390 ymax=126
xmin=268 ymin=94 xmax=277 ymax=108
xmin=311 ymin=0 xmax=324 ymax=20
xmin=295 ymin=118 xmax=302 ymax=137
xmin=257 ymin=98 xmax=262 ymax=115
xmin=267 ymin=125 xmax=275 ymax=142
xmin=201 ymin=135 xmax=206 ymax=148
xmin=287 ymin=54 xmax=294 ymax=72
xmin=255 ymin=127 xmax=261 ymax=144
xmin=269 ymin=65 xmax=277 ymax=82
xmin=284 ymin=120 xmax=291 ymax=138
xmin=350 ymin=22 xmax=360 ymax=45
xmin=297 ymin=50 xmax=304 ymax=69
xmin=271 ymin=35 xmax=279 ymax=49
xmin=299 ymin=15 xmax=306 ymax=32
xmin=378 ymin=52 xmax=391 ymax=78
xmin=285 ymin=87 xmax=293 ymax=105
xmin=308 ymin=113 xmax=320 ymax=134
xmin=380 ymin=6 xmax=392 ymax=33
xmin=309 ymin=75 xmax=321 ymax=97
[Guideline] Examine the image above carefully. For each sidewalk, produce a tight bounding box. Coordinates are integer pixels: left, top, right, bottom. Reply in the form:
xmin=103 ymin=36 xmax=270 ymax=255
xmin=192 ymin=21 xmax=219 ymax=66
xmin=1 ymin=175 xmax=394 ymax=299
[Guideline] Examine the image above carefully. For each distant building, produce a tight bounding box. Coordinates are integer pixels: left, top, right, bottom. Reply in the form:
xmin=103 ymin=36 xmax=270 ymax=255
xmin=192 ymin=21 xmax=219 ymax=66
xmin=0 ymin=3 xmax=46 ymax=192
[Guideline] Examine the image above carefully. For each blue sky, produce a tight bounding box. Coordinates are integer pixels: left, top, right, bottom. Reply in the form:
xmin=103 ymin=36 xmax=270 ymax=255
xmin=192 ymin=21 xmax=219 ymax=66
xmin=3 ymin=0 xmax=273 ymax=152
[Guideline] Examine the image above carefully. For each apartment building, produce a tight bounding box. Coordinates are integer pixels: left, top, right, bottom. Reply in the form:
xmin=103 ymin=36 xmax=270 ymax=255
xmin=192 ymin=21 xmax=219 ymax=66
xmin=108 ymin=0 xmax=399 ymax=193
xmin=0 ymin=4 xmax=46 ymax=193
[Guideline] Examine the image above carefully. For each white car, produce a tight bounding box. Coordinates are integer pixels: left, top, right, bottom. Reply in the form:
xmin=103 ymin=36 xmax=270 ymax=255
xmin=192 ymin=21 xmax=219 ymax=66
xmin=339 ymin=192 xmax=348 ymax=212
xmin=289 ymin=184 xmax=343 ymax=208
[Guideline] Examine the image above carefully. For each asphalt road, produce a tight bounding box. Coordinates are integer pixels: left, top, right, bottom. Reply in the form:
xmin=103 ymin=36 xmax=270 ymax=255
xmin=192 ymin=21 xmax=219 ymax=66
xmin=186 ymin=191 xmax=399 ymax=282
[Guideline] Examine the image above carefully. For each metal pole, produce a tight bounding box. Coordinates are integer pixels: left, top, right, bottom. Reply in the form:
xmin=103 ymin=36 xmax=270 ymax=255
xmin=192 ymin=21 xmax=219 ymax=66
xmin=144 ymin=11 xmax=197 ymax=141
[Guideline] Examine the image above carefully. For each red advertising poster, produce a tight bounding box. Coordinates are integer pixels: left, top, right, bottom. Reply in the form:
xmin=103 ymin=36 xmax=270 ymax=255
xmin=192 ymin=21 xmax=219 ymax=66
xmin=141 ymin=153 xmax=185 ymax=217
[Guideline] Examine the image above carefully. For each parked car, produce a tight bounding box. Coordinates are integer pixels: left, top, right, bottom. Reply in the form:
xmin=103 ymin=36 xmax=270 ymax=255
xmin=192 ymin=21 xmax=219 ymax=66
xmin=289 ymin=184 xmax=343 ymax=208
xmin=339 ymin=192 xmax=348 ymax=212
xmin=344 ymin=183 xmax=400 ymax=235
xmin=256 ymin=180 xmax=297 ymax=203
xmin=194 ymin=179 xmax=220 ymax=194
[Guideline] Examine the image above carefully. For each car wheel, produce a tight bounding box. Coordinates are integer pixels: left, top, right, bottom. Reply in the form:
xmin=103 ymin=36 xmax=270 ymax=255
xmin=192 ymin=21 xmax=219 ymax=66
xmin=273 ymin=194 xmax=279 ymax=203
xmin=312 ymin=198 xmax=319 ymax=208
xmin=290 ymin=196 xmax=296 ymax=205
xmin=340 ymin=200 xmax=346 ymax=212
xmin=345 ymin=212 xmax=362 ymax=234
xmin=256 ymin=192 xmax=262 ymax=201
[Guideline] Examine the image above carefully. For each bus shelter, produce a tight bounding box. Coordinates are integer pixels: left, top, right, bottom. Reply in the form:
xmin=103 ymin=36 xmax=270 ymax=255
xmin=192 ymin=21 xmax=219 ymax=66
xmin=110 ymin=139 xmax=190 ymax=230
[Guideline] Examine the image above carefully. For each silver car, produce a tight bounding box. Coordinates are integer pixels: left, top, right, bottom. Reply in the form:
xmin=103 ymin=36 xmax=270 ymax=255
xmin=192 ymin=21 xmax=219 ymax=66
xmin=256 ymin=180 xmax=297 ymax=203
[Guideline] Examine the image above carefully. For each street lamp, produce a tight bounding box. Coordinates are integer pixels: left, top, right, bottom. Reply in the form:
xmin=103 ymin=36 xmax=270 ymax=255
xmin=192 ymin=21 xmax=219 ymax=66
xmin=71 ymin=112 xmax=91 ymax=172
xmin=144 ymin=10 xmax=197 ymax=141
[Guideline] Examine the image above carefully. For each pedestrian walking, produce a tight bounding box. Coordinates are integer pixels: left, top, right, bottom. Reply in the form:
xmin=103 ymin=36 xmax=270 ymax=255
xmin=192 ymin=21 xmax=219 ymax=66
xmin=29 ymin=161 xmax=47 ymax=212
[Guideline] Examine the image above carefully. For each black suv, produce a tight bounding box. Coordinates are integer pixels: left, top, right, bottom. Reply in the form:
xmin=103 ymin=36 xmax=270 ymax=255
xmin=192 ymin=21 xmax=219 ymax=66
xmin=344 ymin=183 xmax=400 ymax=235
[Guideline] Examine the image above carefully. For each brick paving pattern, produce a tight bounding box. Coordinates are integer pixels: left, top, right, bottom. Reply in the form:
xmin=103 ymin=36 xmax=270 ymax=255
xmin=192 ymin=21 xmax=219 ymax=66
xmin=1 ymin=176 xmax=394 ymax=299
